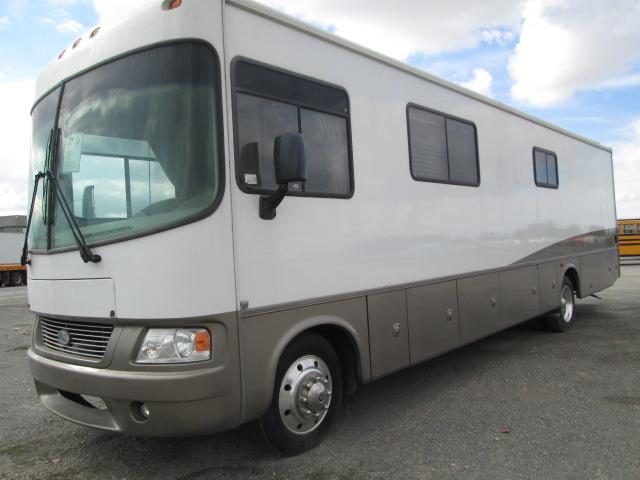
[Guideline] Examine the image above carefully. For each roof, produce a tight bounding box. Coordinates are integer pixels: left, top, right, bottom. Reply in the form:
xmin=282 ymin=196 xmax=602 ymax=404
xmin=227 ymin=0 xmax=612 ymax=153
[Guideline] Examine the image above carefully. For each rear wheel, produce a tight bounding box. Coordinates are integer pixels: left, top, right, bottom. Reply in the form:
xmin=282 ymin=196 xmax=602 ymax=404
xmin=545 ymin=276 xmax=575 ymax=332
xmin=10 ymin=271 xmax=24 ymax=286
xmin=1 ymin=272 xmax=9 ymax=287
xmin=259 ymin=332 xmax=342 ymax=456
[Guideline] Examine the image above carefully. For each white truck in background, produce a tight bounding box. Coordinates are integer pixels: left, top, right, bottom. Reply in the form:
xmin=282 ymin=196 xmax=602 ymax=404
xmin=0 ymin=216 xmax=27 ymax=287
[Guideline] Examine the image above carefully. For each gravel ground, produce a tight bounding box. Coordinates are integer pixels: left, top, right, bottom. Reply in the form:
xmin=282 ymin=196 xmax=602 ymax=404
xmin=1 ymin=267 xmax=639 ymax=480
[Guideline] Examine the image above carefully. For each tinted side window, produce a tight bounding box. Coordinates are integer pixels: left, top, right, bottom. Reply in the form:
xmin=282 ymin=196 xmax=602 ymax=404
xmin=233 ymin=59 xmax=353 ymax=198
xmin=533 ymin=148 xmax=558 ymax=188
xmin=408 ymin=105 xmax=479 ymax=186
xmin=407 ymin=108 xmax=448 ymax=181
xmin=300 ymin=108 xmax=350 ymax=195
xmin=446 ymin=118 xmax=479 ymax=185
xmin=236 ymin=94 xmax=298 ymax=189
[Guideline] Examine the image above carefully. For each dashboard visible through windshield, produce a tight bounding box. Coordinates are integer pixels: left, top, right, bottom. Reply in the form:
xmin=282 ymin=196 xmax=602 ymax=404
xmin=28 ymin=42 xmax=223 ymax=252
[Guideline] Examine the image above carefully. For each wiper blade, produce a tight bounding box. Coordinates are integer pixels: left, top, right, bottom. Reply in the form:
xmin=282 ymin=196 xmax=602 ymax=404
xmin=22 ymin=128 xmax=54 ymax=266
xmin=21 ymin=127 xmax=101 ymax=265
xmin=21 ymin=171 xmax=47 ymax=266
xmin=47 ymin=171 xmax=101 ymax=264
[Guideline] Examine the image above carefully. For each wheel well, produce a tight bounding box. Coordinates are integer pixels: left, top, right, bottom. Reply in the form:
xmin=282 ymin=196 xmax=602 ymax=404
xmin=564 ymin=267 xmax=581 ymax=297
xmin=306 ymin=325 xmax=359 ymax=396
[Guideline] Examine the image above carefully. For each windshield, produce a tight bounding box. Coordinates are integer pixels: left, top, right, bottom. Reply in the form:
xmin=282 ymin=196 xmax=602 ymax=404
xmin=29 ymin=42 xmax=221 ymax=252
xmin=28 ymin=87 xmax=60 ymax=250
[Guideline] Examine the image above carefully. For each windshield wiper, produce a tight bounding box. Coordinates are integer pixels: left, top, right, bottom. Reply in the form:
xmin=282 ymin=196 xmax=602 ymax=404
xmin=22 ymin=170 xmax=101 ymax=264
xmin=21 ymin=129 xmax=101 ymax=265
xmin=21 ymin=170 xmax=47 ymax=266
xmin=47 ymin=170 xmax=101 ymax=263
xmin=21 ymin=128 xmax=53 ymax=266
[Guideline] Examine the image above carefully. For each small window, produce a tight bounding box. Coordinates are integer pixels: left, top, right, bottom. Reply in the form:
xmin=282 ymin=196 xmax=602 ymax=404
xmin=233 ymin=59 xmax=353 ymax=198
xmin=407 ymin=104 xmax=479 ymax=186
xmin=533 ymin=147 xmax=558 ymax=188
xmin=623 ymin=224 xmax=638 ymax=235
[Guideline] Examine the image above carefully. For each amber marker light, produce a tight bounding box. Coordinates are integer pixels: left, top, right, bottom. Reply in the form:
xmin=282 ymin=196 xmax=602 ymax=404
xmin=195 ymin=330 xmax=211 ymax=353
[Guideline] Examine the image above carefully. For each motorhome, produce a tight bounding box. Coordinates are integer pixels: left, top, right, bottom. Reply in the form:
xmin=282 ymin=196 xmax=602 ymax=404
xmin=25 ymin=0 xmax=619 ymax=454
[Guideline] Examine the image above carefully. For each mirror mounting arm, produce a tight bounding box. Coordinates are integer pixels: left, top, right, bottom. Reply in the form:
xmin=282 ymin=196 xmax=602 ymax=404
xmin=259 ymin=184 xmax=288 ymax=220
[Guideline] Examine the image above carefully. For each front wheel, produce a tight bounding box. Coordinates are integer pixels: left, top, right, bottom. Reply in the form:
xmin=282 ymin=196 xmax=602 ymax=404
xmin=545 ymin=276 xmax=575 ymax=332
xmin=259 ymin=332 xmax=342 ymax=456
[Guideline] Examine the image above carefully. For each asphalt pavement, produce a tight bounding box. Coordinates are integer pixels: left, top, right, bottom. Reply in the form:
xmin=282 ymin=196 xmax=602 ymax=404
xmin=1 ymin=267 xmax=639 ymax=479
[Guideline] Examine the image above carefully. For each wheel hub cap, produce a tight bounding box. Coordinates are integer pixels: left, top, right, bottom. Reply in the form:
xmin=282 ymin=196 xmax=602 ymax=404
xmin=561 ymin=285 xmax=574 ymax=323
xmin=278 ymin=355 xmax=332 ymax=434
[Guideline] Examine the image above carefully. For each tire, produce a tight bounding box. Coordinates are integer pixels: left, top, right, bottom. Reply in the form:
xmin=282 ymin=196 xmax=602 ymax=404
xmin=10 ymin=271 xmax=23 ymax=286
xmin=1 ymin=272 xmax=9 ymax=287
xmin=545 ymin=276 xmax=575 ymax=332
xmin=259 ymin=332 xmax=342 ymax=456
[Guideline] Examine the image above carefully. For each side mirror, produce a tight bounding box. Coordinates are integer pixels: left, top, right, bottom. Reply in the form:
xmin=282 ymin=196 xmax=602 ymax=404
xmin=260 ymin=134 xmax=307 ymax=220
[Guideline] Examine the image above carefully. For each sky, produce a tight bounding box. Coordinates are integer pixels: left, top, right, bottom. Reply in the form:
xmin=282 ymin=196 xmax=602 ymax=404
xmin=0 ymin=0 xmax=639 ymax=218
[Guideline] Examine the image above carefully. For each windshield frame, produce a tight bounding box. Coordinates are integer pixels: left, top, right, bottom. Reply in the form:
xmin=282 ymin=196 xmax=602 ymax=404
xmin=28 ymin=39 xmax=226 ymax=255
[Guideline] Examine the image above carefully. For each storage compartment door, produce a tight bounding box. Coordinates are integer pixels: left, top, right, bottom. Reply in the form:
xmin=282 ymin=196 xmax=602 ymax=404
xmin=499 ymin=266 xmax=541 ymax=327
xmin=538 ymin=262 xmax=560 ymax=314
xmin=407 ymin=280 xmax=460 ymax=365
xmin=367 ymin=290 xmax=410 ymax=380
xmin=458 ymin=273 xmax=500 ymax=344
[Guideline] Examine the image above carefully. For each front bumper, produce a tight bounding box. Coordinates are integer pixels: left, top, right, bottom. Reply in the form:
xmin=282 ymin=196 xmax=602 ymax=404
xmin=27 ymin=317 xmax=242 ymax=437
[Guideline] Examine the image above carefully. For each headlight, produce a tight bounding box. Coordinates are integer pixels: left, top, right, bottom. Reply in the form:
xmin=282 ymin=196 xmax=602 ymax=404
xmin=136 ymin=328 xmax=211 ymax=364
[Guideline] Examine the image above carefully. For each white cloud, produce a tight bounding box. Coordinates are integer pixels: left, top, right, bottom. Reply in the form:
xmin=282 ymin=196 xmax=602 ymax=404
xmin=56 ymin=18 xmax=83 ymax=34
xmin=480 ymin=29 xmax=515 ymax=46
xmin=0 ymin=81 xmax=35 ymax=216
xmin=92 ymin=0 xmax=150 ymax=23
xmin=612 ymin=119 xmax=640 ymax=219
xmin=0 ymin=16 xmax=9 ymax=32
xmin=509 ymin=0 xmax=640 ymax=106
xmin=255 ymin=0 xmax=523 ymax=60
xmin=597 ymin=73 xmax=640 ymax=90
xmin=461 ymin=68 xmax=494 ymax=97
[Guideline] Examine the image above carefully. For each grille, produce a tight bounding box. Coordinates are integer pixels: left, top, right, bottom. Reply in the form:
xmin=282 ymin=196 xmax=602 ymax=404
xmin=40 ymin=317 xmax=113 ymax=359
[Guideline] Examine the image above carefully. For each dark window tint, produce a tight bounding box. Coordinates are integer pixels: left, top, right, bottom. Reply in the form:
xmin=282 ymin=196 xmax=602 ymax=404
xmin=407 ymin=108 xmax=448 ymax=181
xmin=408 ymin=105 xmax=479 ymax=186
xmin=446 ymin=118 xmax=479 ymax=185
xmin=300 ymin=108 xmax=350 ymax=195
xmin=234 ymin=60 xmax=353 ymax=198
xmin=533 ymin=148 xmax=558 ymax=188
xmin=236 ymin=94 xmax=298 ymax=189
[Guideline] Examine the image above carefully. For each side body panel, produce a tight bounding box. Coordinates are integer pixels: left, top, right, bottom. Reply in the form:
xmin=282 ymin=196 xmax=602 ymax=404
xmin=367 ymin=290 xmax=410 ymax=380
xmin=407 ymin=281 xmax=460 ymax=365
xmin=458 ymin=273 xmax=501 ymax=345
xmin=224 ymin=2 xmax=619 ymax=424
xmin=538 ymin=262 xmax=560 ymax=313
xmin=499 ymin=266 xmax=540 ymax=327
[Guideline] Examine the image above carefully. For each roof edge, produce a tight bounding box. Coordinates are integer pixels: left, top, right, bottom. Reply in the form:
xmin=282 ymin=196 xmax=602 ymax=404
xmin=226 ymin=0 xmax=612 ymax=154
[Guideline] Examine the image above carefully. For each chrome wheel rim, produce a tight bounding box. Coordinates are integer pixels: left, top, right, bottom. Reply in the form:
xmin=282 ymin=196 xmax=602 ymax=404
xmin=560 ymin=284 xmax=574 ymax=323
xmin=278 ymin=355 xmax=332 ymax=435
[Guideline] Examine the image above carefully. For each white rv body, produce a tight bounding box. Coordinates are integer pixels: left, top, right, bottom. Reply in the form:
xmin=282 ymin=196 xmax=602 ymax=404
xmin=25 ymin=0 xmax=618 ymax=440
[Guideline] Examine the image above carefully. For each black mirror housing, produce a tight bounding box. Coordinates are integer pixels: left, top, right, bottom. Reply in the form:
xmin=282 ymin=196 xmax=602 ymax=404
xmin=274 ymin=133 xmax=307 ymax=185
xmin=259 ymin=133 xmax=307 ymax=220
